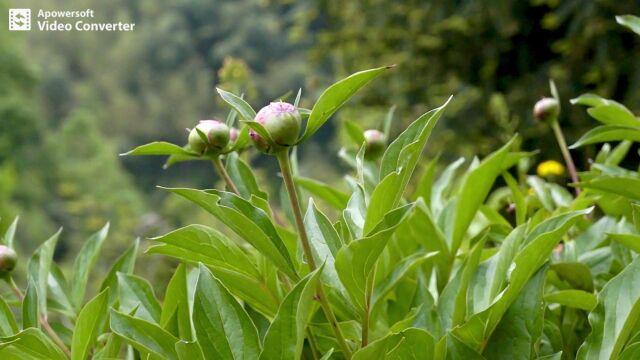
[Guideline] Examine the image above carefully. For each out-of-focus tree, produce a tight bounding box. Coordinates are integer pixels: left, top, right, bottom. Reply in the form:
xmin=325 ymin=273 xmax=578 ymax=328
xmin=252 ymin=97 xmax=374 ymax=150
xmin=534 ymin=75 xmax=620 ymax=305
xmin=286 ymin=0 xmax=640 ymax=161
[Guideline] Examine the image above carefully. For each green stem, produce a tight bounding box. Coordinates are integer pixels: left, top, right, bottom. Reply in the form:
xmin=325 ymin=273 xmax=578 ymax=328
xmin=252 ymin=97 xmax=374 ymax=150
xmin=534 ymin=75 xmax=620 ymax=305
xmin=5 ymin=276 xmax=72 ymax=358
xmin=551 ymin=120 xmax=581 ymax=195
xmin=276 ymin=151 xmax=353 ymax=359
xmin=212 ymin=156 xmax=241 ymax=195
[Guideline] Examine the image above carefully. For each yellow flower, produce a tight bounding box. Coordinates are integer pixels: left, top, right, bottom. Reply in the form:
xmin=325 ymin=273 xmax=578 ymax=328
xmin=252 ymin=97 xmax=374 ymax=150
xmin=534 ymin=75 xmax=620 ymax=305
xmin=537 ymin=160 xmax=565 ymax=177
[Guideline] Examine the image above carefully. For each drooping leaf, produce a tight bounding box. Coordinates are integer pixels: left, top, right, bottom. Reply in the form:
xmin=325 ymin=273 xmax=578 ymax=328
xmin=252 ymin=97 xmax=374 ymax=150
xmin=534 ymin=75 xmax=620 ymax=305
xmin=608 ymin=233 xmax=640 ymax=253
xmin=110 ymin=309 xmax=179 ymax=360
xmin=70 ymin=223 xmax=109 ymax=310
xmin=163 ymin=188 xmax=298 ymax=279
xmin=193 ymin=264 xmax=261 ymax=360
xmin=575 ymin=175 xmax=640 ymax=201
xmin=570 ymin=126 xmax=640 ymax=148
xmin=301 ymin=66 xmax=391 ymax=142
xmin=0 ymin=328 xmax=67 ymax=360
xmin=121 ymin=142 xmax=198 ymax=157
xmin=148 ymin=225 xmax=278 ymax=317
xmin=22 ymin=279 xmax=38 ymax=329
xmin=259 ymin=266 xmax=323 ymax=360
xmin=71 ymin=288 xmax=109 ymax=360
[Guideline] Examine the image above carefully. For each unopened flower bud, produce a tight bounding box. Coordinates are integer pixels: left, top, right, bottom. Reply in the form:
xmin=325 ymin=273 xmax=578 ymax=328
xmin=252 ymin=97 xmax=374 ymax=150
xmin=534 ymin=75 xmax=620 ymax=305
xmin=364 ymin=129 xmax=386 ymax=159
xmin=0 ymin=245 xmax=17 ymax=276
xmin=533 ymin=97 xmax=559 ymax=123
xmin=188 ymin=120 xmax=230 ymax=154
xmin=250 ymin=102 xmax=301 ymax=153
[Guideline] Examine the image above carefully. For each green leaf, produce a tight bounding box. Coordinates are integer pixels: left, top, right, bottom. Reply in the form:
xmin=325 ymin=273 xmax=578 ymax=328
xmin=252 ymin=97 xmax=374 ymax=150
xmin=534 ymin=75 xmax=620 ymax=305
xmin=295 ymin=177 xmax=349 ymax=210
xmin=483 ymin=267 xmax=547 ymax=359
xmin=585 ymin=105 xmax=640 ymax=127
xmin=448 ymin=136 xmax=516 ymax=254
xmin=22 ymin=279 xmax=38 ymax=329
xmin=259 ymin=266 xmax=323 ymax=360
xmin=617 ymin=15 xmax=640 ymax=35
xmin=28 ymin=228 xmax=60 ymax=317
xmin=193 ymin=264 xmax=261 ymax=360
xmin=301 ymin=66 xmax=391 ymax=142
xmin=570 ymin=125 xmax=640 ymax=148
xmin=71 ymin=288 xmax=109 ymax=360
xmin=175 ymin=341 xmax=205 ymax=360
xmin=549 ymin=262 xmax=594 ymax=292
xmin=608 ymin=233 xmax=640 ymax=253
xmin=575 ymin=175 xmax=640 ymax=201
xmin=163 ymin=188 xmax=298 ymax=279
xmin=453 ymin=208 xmax=592 ymax=351
xmin=1 ymin=217 xmax=18 ymax=249
xmin=100 ymin=238 xmax=139 ymax=305
xmin=160 ymin=263 xmax=192 ymax=339
xmin=0 ymin=296 xmax=18 ymax=336
xmin=577 ymin=256 xmax=640 ymax=359
xmin=366 ymin=99 xmax=451 ymax=232
xmin=620 ymin=342 xmax=640 ymax=360
xmin=217 ymin=88 xmax=257 ymax=121
xmin=353 ymin=328 xmax=435 ymax=360
xmin=70 ymin=223 xmax=109 ymax=310
xmin=110 ymin=309 xmax=180 ymax=360
xmin=0 ymin=328 xmax=67 ymax=360
xmin=118 ymin=273 xmax=162 ymax=324
xmin=225 ymin=152 xmax=268 ymax=200
xmin=304 ymin=200 xmax=348 ymax=295
xmin=121 ymin=141 xmax=198 ymax=157
xmin=544 ymin=290 xmax=597 ymax=311
xmin=148 ymin=225 xmax=278 ymax=317
xmin=343 ymin=120 xmax=366 ymax=145
xmin=336 ymin=204 xmax=415 ymax=310
xmin=571 ymin=93 xmax=628 ymax=108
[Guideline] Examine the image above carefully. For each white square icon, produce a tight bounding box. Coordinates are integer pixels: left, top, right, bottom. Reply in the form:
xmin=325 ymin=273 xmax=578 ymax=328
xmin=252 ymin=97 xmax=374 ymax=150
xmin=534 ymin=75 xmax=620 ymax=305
xmin=9 ymin=9 xmax=31 ymax=31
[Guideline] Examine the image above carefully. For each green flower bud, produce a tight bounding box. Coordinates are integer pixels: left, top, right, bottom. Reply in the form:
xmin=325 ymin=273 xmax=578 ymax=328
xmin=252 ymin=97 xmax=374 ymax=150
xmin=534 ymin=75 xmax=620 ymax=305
xmin=250 ymin=102 xmax=301 ymax=153
xmin=0 ymin=245 xmax=17 ymax=276
xmin=364 ymin=129 xmax=386 ymax=159
xmin=188 ymin=120 xmax=230 ymax=154
xmin=533 ymin=97 xmax=559 ymax=123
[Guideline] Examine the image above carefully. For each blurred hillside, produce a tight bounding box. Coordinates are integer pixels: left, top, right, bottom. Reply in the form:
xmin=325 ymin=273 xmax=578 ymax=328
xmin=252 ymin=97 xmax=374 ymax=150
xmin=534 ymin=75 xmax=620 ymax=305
xmin=1 ymin=0 xmax=640 ymax=261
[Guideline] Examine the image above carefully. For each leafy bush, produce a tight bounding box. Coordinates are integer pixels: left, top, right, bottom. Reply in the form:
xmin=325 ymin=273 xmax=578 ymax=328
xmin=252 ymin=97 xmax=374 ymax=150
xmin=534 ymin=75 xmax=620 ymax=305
xmin=1 ymin=14 xmax=640 ymax=360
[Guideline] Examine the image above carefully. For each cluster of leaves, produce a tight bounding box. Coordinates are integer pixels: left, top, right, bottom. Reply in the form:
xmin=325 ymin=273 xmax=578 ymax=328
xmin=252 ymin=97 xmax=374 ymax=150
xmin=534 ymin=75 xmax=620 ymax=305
xmin=1 ymin=13 xmax=640 ymax=360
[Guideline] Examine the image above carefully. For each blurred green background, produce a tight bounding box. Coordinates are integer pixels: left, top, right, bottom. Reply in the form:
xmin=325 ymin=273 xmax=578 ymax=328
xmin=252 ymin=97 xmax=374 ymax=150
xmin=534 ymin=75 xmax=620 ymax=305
xmin=1 ymin=0 xmax=639 ymax=268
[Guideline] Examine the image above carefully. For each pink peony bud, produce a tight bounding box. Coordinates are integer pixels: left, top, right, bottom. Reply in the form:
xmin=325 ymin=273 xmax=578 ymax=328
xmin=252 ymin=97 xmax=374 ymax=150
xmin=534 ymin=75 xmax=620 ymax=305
xmin=0 ymin=245 xmax=17 ymax=276
xmin=188 ymin=120 xmax=230 ymax=154
xmin=533 ymin=97 xmax=559 ymax=123
xmin=250 ymin=102 xmax=301 ymax=153
xmin=364 ymin=129 xmax=386 ymax=159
